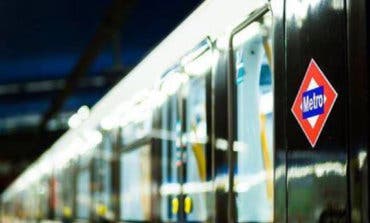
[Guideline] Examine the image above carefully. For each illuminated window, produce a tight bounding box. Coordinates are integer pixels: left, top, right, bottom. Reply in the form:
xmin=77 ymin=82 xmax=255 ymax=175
xmin=120 ymin=145 xmax=151 ymax=221
xmin=232 ymin=12 xmax=274 ymax=222
xmin=76 ymin=156 xmax=92 ymax=220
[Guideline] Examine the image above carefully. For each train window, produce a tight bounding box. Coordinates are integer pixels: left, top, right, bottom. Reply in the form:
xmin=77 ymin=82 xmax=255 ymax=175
xmin=55 ymin=165 xmax=75 ymax=219
xmin=232 ymin=12 xmax=273 ymax=222
xmin=40 ymin=178 xmax=50 ymax=219
xmin=183 ymin=49 xmax=212 ymax=222
xmin=91 ymin=131 xmax=114 ymax=220
xmin=158 ymin=92 xmax=181 ymax=222
xmin=120 ymin=144 xmax=151 ymax=221
xmin=76 ymin=153 xmax=93 ymax=220
xmin=24 ymin=185 xmax=38 ymax=220
xmin=122 ymin=120 xmax=151 ymax=147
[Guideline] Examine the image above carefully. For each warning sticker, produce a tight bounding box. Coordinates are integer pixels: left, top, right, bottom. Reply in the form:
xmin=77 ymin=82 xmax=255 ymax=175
xmin=291 ymin=59 xmax=338 ymax=147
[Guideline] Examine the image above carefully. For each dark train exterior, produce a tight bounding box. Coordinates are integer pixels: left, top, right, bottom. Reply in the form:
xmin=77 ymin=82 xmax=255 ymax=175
xmin=1 ymin=0 xmax=368 ymax=222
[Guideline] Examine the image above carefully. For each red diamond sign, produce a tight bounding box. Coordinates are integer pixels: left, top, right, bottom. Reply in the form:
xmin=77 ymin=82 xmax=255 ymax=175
xmin=291 ymin=59 xmax=338 ymax=147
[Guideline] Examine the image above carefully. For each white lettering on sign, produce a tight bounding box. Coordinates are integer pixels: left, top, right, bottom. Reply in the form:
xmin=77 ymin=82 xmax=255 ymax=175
xmin=302 ymin=92 xmax=324 ymax=112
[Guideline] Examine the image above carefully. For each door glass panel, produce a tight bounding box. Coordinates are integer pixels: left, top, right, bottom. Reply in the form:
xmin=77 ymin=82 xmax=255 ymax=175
xmin=76 ymin=156 xmax=92 ymax=219
xmin=159 ymin=93 xmax=180 ymax=222
xmin=56 ymin=164 xmax=75 ymax=220
xmin=232 ymin=13 xmax=273 ymax=222
xmin=92 ymin=132 xmax=113 ymax=220
xmin=183 ymin=58 xmax=212 ymax=222
xmin=39 ymin=178 xmax=49 ymax=219
xmin=120 ymin=144 xmax=151 ymax=221
xmin=157 ymin=44 xmax=212 ymax=222
xmin=76 ymin=168 xmax=90 ymax=219
xmin=100 ymin=134 xmax=113 ymax=209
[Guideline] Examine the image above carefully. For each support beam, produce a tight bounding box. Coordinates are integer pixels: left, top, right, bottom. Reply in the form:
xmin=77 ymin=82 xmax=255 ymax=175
xmin=39 ymin=0 xmax=134 ymax=130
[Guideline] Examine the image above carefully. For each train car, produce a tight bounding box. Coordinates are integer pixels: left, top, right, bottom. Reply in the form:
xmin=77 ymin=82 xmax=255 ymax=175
xmin=1 ymin=0 xmax=368 ymax=222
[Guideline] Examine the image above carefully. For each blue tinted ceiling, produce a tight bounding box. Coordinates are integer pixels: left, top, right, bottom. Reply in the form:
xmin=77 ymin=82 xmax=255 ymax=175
xmin=0 ymin=0 xmax=202 ymax=121
xmin=0 ymin=0 xmax=201 ymax=84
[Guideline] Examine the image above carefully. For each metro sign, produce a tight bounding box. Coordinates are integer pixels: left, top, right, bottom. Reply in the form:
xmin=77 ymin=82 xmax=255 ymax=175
xmin=291 ymin=59 xmax=338 ymax=147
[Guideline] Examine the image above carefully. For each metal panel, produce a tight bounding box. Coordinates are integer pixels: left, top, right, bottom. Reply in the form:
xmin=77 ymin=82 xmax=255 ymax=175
xmin=271 ymin=0 xmax=287 ymax=222
xmin=346 ymin=0 xmax=369 ymax=222
xmin=212 ymin=44 xmax=229 ymax=223
xmin=285 ymin=0 xmax=348 ymax=222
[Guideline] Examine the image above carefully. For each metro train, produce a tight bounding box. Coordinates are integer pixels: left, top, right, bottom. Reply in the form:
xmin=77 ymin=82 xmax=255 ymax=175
xmin=1 ymin=0 xmax=368 ymax=222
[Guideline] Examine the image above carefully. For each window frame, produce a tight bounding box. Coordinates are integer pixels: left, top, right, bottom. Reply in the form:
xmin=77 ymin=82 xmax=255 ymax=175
xmin=225 ymin=4 xmax=273 ymax=223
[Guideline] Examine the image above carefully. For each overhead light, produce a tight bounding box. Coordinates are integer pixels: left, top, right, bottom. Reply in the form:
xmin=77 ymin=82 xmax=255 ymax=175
xmin=77 ymin=105 xmax=90 ymax=120
xmin=68 ymin=105 xmax=90 ymax=129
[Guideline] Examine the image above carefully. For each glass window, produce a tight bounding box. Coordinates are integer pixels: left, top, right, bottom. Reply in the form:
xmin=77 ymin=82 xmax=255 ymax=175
xmin=91 ymin=132 xmax=114 ymax=219
xmin=159 ymin=94 xmax=180 ymax=222
xmin=120 ymin=145 xmax=151 ymax=221
xmin=185 ymin=76 xmax=208 ymax=183
xmin=24 ymin=185 xmax=38 ymax=220
xmin=38 ymin=178 xmax=49 ymax=219
xmin=121 ymin=117 xmax=152 ymax=147
xmin=232 ymin=12 xmax=273 ymax=222
xmin=55 ymin=163 xmax=75 ymax=219
xmin=183 ymin=60 xmax=212 ymax=222
xmin=76 ymin=156 xmax=92 ymax=219
xmin=100 ymin=136 xmax=113 ymax=206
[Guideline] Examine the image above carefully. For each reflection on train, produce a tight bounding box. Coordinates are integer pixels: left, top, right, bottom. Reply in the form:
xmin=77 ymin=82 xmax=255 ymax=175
xmin=1 ymin=0 xmax=368 ymax=222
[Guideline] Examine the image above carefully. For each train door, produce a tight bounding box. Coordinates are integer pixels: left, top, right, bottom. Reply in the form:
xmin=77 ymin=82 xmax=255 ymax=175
xmin=156 ymin=80 xmax=183 ymax=223
xmin=227 ymin=7 xmax=274 ymax=222
xmin=157 ymin=41 xmax=214 ymax=223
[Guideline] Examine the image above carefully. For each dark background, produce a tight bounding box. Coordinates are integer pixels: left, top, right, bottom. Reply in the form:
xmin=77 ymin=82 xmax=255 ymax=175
xmin=0 ymin=0 xmax=202 ymax=193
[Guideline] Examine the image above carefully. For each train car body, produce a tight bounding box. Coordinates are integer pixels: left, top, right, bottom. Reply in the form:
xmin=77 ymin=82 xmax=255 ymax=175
xmin=1 ymin=0 xmax=368 ymax=222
